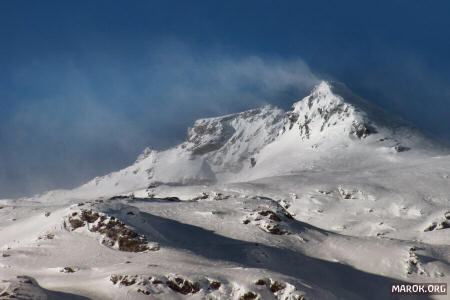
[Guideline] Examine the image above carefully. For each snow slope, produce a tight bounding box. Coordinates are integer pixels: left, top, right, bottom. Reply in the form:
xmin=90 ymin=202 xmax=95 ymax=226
xmin=1 ymin=81 xmax=449 ymax=299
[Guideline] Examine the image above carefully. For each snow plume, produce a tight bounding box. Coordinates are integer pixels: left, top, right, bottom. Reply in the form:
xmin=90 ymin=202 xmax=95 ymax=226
xmin=0 ymin=41 xmax=319 ymax=199
xmin=146 ymin=41 xmax=319 ymax=115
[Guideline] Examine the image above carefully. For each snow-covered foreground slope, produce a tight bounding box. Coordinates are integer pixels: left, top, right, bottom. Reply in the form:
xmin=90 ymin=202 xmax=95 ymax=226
xmin=1 ymin=81 xmax=450 ymax=299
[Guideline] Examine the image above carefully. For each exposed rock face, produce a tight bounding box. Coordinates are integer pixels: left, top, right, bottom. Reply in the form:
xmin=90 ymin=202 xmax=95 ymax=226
xmin=135 ymin=147 xmax=154 ymax=163
xmin=424 ymin=211 xmax=450 ymax=232
xmin=66 ymin=208 xmax=159 ymax=252
xmin=239 ymin=291 xmax=258 ymax=300
xmin=254 ymin=278 xmax=306 ymax=300
xmin=350 ymin=120 xmax=377 ymax=138
xmin=109 ymin=274 xmax=222 ymax=297
xmin=242 ymin=205 xmax=295 ymax=236
xmin=166 ymin=276 xmax=200 ymax=295
xmin=187 ymin=118 xmax=234 ymax=155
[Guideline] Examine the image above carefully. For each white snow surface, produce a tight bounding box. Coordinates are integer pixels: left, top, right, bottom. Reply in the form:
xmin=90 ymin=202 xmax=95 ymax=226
xmin=1 ymin=81 xmax=450 ymax=299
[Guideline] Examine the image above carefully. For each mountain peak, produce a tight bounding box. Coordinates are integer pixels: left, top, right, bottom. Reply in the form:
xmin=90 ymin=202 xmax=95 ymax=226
xmin=311 ymin=80 xmax=334 ymax=95
xmin=284 ymin=81 xmax=376 ymax=140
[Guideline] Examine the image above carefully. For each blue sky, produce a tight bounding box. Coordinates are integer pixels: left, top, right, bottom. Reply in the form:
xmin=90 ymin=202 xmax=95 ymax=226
xmin=1 ymin=0 xmax=450 ymax=198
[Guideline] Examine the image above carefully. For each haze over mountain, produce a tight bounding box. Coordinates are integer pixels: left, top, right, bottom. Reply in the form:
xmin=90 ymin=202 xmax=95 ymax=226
xmin=1 ymin=82 xmax=449 ymax=299
xmin=28 ymin=81 xmax=448 ymax=201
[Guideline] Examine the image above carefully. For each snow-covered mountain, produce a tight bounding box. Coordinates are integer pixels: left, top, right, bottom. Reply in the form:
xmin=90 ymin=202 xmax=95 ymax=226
xmin=31 ymin=81 xmax=447 ymax=202
xmin=1 ymin=81 xmax=450 ymax=300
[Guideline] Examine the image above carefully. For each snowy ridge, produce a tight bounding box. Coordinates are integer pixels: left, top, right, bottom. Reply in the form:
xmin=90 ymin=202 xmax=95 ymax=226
xmin=92 ymin=80 xmax=448 ymax=188
xmin=184 ymin=105 xmax=284 ymax=173
xmin=25 ymin=81 xmax=449 ymax=201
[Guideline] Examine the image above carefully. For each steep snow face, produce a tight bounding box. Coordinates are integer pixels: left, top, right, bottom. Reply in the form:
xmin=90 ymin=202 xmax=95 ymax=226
xmin=184 ymin=105 xmax=285 ymax=173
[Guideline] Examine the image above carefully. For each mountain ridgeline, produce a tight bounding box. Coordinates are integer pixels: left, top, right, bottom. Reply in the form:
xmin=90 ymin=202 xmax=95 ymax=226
xmin=34 ymin=81 xmax=449 ymax=201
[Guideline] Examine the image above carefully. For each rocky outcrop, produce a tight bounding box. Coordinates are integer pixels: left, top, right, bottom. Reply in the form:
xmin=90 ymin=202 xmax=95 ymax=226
xmin=65 ymin=207 xmax=159 ymax=252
